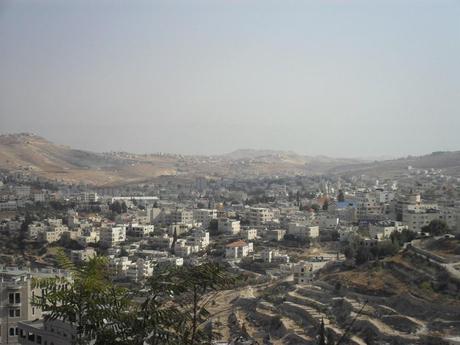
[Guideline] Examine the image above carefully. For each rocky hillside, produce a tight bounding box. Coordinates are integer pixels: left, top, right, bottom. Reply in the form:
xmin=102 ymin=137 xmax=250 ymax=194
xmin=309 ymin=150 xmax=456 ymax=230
xmin=0 ymin=133 xmax=177 ymax=186
xmin=1 ymin=133 xmax=459 ymax=186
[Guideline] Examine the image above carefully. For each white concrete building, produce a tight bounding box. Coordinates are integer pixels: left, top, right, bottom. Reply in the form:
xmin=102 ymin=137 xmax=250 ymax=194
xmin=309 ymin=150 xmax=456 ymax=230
xmin=369 ymin=221 xmax=407 ymax=240
xmin=225 ymin=240 xmax=253 ymax=260
xmin=266 ymin=229 xmax=286 ymax=241
xmin=128 ymin=224 xmax=154 ymax=238
xmin=193 ymin=209 xmax=218 ymax=227
xmin=402 ymin=209 xmax=441 ymax=233
xmin=100 ymin=226 xmax=126 ymax=247
xmin=189 ymin=229 xmax=210 ymax=249
xmin=287 ymin=223 xmax=319 ymax=239
xmin=70 ymin=248 xmax=97 ymax=263
xmin=218 ymin=219 xmax=241 ymax=235
xmin=241 ymin=228 xmax=257 ymax=240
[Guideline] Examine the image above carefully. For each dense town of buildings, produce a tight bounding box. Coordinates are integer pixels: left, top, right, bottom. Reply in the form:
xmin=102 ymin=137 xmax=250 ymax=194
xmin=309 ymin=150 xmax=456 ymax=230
xmin=0 ymin=166 xmax=460 ymax=344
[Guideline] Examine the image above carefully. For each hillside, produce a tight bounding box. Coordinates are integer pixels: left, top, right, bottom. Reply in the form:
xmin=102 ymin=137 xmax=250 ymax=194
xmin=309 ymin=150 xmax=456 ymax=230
xmin=0 ymin=134 xmax=363 ymax=185
xmin=329 ymin=151 xmax=460 ymax=178
xmin=1 ymin=133 xmax=459 ymax=186
xmin=0 ymin=133 xmax=177 ymax=186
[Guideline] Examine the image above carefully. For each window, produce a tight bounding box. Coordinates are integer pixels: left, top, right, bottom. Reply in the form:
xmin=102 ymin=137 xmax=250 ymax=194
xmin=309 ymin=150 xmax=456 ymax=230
xmin=9 ymin=293 xmax=15 ymax=304
xmin=15 ymin=327 xmax=19 ymax=336
xmin=15 ymin=292 xmax=21 ymax=304
xmin=37 ymin=335 xmax=42 ymax=344
xmin=28 ymin=332 xmax=35 ymax=341
xmin=10 ymin=328 xmax=15 ymax=336
xmin=9 ymin=308 xmax=20 ymax=317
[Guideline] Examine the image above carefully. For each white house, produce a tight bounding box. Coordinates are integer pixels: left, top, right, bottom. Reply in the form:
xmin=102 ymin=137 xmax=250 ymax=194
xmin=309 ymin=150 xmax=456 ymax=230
xmin=225 ymin=240 xmax=253 ymax=260
xmin=287 ymin=223 xmax=319 ymax=239
xmin=218 ymin=219 xmax=241 ymax=235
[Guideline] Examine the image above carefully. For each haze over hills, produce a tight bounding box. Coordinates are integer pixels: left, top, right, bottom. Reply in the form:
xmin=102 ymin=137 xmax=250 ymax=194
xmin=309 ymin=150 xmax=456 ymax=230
xmin=0 ymin=133 xmax=459 ymax=186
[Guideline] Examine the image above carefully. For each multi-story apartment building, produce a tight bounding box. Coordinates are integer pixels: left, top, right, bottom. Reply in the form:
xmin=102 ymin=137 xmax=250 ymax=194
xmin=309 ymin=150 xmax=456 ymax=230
xmin=0 ymin=269 xmax=66 ymax=344
xmin=149 ymin=234 xmax=174 ymax=250
xmin=439 ymin=206 xmax=459 ymax=230
xmin=218 ymin=219 xmax=241 ymax=235
xmin=287 ymin=223 xmax=319 ymax=239
xmin=402 ymin=209 xmax=441 ymax=233
xmin=355 ymin=191 xmax=385 ymax=221
xmin=163 ymin=209 xmax=193 ymax=225
xmin=127 ymin=224 xmax=154 ymax=238
xmin=241 ymin=228 xmax=257 ymax=240
xmin=248 ymin=207 xmax=274 ymax=226
xmin=265 ymin=229 xmax=285 ymax=241
xmin=100 ymin=226 xmax=126 ymax=247
xmin=43 ymin=225 xmax=69 ymax=243
xmin=193 ymin=209 xmax=218 ymax=227
xmin=188 ymin=229 xmax=210 ymax=249
xmin=399 ymin=193 xmax=443 ymax=233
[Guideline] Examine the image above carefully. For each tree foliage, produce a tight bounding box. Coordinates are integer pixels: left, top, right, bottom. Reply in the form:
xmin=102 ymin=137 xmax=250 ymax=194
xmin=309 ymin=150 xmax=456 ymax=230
xmin=32 ymin=251 xmax=132 ymax=345
xmin=32 ymin=252 xmax=238 ymax=345
xmin=421 ymin=219 xmax=449 ymax=236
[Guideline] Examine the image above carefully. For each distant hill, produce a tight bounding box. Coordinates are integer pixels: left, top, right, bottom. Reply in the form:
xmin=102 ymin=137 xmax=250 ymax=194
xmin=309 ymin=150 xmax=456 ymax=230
xmin=223 ymin=149 xmax=300 ymax=160
xmin=328 ymin=151 xmax=460 ymax=178
xmin=0 ymin=133 xmax=177 ymax=186
xmin=0 ymin=133 xmax=459 ymax=186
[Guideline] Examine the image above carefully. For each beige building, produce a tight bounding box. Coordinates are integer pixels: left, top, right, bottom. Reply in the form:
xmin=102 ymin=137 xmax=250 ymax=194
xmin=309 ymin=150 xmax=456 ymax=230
xmin=248 ymin=207 xmax=274 ymax=225
xmin=18 ymin=319 xmax=74 ymax=345
xmin=0 ymin=269 xmax=67 ymax=344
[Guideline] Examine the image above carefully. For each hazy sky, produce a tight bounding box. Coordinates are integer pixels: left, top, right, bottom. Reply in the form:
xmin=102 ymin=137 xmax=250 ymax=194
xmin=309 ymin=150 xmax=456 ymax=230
xmin=1 ymin=0 xmax=459 ymax=157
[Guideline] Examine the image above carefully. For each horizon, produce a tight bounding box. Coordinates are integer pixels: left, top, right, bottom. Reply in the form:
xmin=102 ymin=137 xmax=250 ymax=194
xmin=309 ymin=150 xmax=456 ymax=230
xmin=1 ymin=0 xmax=459 ymax=157
xmin=2 ymin=131 xmax=457 ymax=161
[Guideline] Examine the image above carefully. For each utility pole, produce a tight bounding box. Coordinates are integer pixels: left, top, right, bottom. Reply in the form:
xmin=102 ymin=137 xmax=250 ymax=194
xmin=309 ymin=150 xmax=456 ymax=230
xmin=336 ymin=300 xmax=368 ymax=345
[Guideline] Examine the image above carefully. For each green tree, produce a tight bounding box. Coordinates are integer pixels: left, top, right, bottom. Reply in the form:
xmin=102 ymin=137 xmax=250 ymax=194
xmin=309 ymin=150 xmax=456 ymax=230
xmin=109 ymin=201 xmax=122 ymax=214
xmin=121 ymin=201 xmax=128 ymax=213
xmin=172 ymin=263 xmax=238 ymax=345
xmin=422 ymin=219 xmax=449 ymax=236
xmin=311 ymin=204 xmax=320 ymax=213
xmin=32 ymin=252 xmax=132 ymax=345
xmin=337 ymin=190 xmax=345 ymax=202
xmin=137 ymin=262 xmax=238 ymax=345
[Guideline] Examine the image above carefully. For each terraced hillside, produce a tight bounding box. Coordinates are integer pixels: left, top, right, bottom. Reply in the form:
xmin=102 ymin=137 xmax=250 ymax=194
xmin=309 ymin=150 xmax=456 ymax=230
xmin=207 ymin=252 xmax=460 ymax=345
